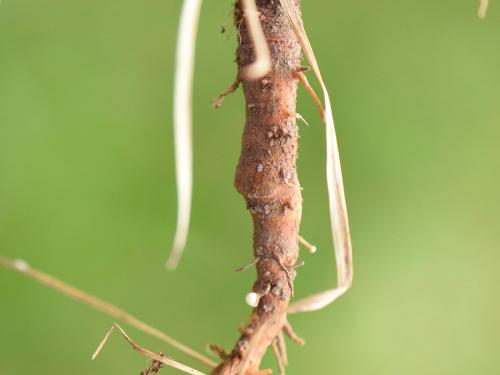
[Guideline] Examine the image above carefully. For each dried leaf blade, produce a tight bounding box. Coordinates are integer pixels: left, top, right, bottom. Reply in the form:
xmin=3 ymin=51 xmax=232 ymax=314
xmin=278 ymin=0 xmax=353 ymax=314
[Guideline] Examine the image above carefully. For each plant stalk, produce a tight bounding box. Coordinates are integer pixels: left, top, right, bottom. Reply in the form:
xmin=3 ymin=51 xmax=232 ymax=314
xmin=212 ymin=1 xmax=302 ymax=373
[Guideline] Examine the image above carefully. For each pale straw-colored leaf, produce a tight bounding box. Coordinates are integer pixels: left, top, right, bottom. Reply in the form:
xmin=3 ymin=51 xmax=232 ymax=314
xmin=478 ymin=0 xmax=489 ymax=18
xmin=0 ymin=255 xmax=216 ymax=368
xmin=92 ymin=323 xmax=116 ymax=360
xmin=92 ymin=323 xmax=206 ymax=375
xmin=167 ymin=0 xmax=203 ymax=271
xmin=240 ymin=0 xmax=272 ymax=80
xmin=278 ymin=0 xmax=353 ymax=314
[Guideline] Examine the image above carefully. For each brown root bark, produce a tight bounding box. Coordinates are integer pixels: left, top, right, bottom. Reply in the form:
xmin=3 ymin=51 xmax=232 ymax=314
xmin=212 ymin=1 xmax=302 ymax=374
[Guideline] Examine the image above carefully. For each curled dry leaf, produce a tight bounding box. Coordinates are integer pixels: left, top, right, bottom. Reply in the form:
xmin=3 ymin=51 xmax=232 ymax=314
xmin=92 ymin=323 xmax=206 ymax=375
xmin=278 ymin=0 xmax=353 ymax=313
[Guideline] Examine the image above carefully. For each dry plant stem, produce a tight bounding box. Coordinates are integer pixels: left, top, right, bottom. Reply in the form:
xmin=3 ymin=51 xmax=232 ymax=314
xmin=0 ymin=255 xmax=216 ymax=368
xmin=92 ymin=323 xmax=206 ymax=375
xmin=212 ymin=1 xmax=302 ymax=374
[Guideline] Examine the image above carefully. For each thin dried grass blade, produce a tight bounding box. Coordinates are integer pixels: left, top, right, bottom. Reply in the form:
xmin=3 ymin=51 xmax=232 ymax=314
xmin=0 ymin=255 xmax=216 ymax=367
xmin=92 ymin=324 xmax=115 ymax=360
xmin=479 ymin=0 xmax=489 ymax=18
xmin=279 ymin=0 xmax=353 ymax=314
xmin=167 ymin=0 xmax=203 ymax=271
xmin=93 ymin=324 xmax=206 ymax=375
xmin=240 ymin=0 xmax=272 ymax=80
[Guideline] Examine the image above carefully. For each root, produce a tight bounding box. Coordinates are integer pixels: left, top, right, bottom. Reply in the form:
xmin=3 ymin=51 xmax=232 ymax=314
xmin=212 ymin=77 xmax=241 ymax=108
xmin=294 ymin=69 xmax=325 ymax=121
xmin=283 ymin=320 xmax=305 ymax=347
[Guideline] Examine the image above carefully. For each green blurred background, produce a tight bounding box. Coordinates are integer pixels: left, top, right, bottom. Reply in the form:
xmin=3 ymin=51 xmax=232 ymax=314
xmin=1 ymin=1 xmax=499 ymax=374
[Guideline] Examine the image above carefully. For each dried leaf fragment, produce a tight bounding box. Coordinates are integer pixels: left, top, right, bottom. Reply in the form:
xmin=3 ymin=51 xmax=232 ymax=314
xmin=279 ymin=0 xmax=353 ymax=313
